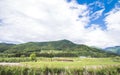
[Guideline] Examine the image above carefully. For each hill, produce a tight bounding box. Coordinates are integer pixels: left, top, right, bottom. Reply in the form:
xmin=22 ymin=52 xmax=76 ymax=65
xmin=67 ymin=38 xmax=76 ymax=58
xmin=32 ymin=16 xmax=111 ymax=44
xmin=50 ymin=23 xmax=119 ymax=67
xmin=0 ymin=40 xmax=118 ymax=57
xmin=105 ymin=46 xmax=120 ymax=55
xmin=0 ymin=43 xmax=14 ymax=52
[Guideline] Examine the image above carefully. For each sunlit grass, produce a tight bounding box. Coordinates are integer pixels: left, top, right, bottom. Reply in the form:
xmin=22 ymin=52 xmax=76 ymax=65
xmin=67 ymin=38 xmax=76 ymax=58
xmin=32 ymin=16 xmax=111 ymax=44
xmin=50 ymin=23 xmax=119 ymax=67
xmin=22 ymin=58 xmax=120 ymax=69
xmin=0 ymin=57 xmax=120 ymax=75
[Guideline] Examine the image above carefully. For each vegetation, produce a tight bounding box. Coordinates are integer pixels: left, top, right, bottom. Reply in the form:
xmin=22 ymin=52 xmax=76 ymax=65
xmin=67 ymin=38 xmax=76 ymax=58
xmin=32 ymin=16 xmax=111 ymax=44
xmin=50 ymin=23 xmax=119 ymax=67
xmin=0 ymin=58 xmax=120 ymax=75
xmin=0 ymin=57 xmax=31 ymax=62
xmin=0 ymin=40 xmax=118 ymax=57
xmin=30 ymin=53 xmax=37 ymax=61
xmin=0 ymin=65 xmax=120 ymax=75
xmin=0 ymin=43 xmax=14 ymax=52
xmin=0 ymin=40 xmax=119 ymax=75
xmin=22 ymin=58 xmax=120 ymax=68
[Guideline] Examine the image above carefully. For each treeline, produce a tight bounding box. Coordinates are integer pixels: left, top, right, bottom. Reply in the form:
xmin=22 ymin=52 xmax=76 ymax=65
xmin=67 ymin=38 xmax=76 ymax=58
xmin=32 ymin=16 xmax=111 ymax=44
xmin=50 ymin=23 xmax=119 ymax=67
xmin=0 ymin=52 xmax=117 ymax=58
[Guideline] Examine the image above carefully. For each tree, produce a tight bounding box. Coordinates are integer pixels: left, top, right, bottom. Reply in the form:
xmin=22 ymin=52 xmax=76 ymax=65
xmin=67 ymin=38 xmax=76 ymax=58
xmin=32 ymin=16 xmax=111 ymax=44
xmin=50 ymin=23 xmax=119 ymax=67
xmin=30 ymin=53 xmax=37 ymax=61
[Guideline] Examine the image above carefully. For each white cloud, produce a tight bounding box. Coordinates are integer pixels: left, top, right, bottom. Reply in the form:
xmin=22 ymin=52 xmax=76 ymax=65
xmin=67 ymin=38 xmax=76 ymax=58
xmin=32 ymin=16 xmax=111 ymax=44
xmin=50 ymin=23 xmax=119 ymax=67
xmin=83 ymin=6 xmax=120 ymax=48
xmin=0 ymin=0 xmax=120 ymax=48
xmin=88 ymin=1 xmax=105 ymax=21
xmin=0 ymin=0 xmax=89 ymax=43
xmin=105 ymin=7 xmax=120 ymax=31
xmin=104 ymin=6 xmax=120 ymax=47
xmin=90 ymin=9 xmax=104 ymax=20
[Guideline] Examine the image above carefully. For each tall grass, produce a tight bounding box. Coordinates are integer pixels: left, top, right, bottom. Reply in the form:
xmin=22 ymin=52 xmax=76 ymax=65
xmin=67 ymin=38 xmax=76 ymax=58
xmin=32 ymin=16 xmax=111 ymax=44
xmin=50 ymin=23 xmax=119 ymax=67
xmin=0 ymin=57 xmax=120 ymax=75
xmin=0 ymin=65 xmax=120 ymax=75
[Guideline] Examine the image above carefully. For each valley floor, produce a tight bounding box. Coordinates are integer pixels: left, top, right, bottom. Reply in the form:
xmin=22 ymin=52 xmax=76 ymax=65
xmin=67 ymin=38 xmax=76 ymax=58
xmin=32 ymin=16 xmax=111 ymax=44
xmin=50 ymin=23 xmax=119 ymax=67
xmin=0 ymin=57 xmax=120 ymax=75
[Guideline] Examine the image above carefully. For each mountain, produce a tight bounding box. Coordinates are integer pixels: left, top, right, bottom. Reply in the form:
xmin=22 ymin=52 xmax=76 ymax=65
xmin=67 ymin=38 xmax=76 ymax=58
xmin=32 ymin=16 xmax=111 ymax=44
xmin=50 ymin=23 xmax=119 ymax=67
xmin=0 ymin=43 xmax=14 ymax=52
xmin=105 ymin=46 xmax=120 ymax=55
xmin=5 ymin=40 xmax=76 ymax=53
xmin=0 ymin=40 xmax=118 ymax=57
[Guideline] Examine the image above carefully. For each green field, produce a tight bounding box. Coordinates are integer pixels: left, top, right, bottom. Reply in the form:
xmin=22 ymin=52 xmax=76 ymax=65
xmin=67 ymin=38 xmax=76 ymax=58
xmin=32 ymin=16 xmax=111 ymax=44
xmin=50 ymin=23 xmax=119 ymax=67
xmin=0 ymin=57 xmax=120 ymax=75
xmin=22 ymin=57 xmax=120 ymax=68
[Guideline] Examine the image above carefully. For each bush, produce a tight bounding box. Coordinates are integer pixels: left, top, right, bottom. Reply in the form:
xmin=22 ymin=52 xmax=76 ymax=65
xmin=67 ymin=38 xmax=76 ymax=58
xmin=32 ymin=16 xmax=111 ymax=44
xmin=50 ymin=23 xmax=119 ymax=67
xmin=30 ymin=53 xmax=37 ymax=61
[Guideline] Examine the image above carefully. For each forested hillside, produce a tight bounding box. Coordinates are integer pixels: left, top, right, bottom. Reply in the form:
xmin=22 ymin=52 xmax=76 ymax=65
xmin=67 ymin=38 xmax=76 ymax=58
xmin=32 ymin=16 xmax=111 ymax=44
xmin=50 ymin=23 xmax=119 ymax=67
xmin=0 ymin=40 xmax=118 ymax=57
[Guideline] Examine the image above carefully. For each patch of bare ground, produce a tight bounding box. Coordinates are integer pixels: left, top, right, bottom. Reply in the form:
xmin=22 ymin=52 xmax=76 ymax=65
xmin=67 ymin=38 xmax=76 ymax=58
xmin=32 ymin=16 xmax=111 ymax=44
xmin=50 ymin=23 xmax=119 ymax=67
xmin=0 ymin=63 xmax=23 ymax=66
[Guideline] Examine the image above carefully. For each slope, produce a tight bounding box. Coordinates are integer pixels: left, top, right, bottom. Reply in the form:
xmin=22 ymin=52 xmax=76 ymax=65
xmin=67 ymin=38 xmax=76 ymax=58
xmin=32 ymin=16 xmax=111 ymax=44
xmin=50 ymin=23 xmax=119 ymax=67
xmin=105 ymin=46 xmax=120 ymax=55
xmin=0 ymin=40 xmax=118 ymax=57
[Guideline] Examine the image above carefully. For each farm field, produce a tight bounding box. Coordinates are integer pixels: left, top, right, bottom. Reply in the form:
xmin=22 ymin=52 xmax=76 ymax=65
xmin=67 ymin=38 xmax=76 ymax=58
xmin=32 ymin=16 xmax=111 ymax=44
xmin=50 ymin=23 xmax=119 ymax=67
xmin=0 ymin=57 xmax=120 ymax=75
xmin=22 ymin=57 xmax=120 ymax=68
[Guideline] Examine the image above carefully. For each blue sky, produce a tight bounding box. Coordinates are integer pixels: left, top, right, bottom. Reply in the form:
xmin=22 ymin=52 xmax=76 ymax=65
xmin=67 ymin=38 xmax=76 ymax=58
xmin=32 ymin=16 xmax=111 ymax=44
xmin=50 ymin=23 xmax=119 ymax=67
xmin=0 ymin=0 xmax=120 ymax=48
xmin=74 ymin=0 xmax=119 ymax=30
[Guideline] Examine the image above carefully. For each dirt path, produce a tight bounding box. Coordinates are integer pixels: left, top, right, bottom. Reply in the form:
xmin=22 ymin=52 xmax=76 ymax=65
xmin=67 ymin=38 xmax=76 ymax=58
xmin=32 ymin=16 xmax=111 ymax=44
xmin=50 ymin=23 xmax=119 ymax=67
xmin=0 ymin=63 xmax=22 ymax=66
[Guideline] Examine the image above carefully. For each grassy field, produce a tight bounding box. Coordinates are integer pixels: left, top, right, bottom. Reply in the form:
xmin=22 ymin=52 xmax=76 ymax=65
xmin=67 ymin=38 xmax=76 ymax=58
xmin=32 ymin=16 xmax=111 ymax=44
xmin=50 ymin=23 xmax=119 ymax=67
xmin=22 ymin=57 xmax=120 ymax=68
xmin=0 ymin=57 xmax=120 ymax=75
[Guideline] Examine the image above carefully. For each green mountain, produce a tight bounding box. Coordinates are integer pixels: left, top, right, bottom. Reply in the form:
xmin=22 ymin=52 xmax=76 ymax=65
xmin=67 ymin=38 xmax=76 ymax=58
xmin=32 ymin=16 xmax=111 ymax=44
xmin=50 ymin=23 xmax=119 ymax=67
xmin=0 ymin=40 xmax=118 ymax=57
xmin=105 ymin=46 xmax=120 ymax=55
xmin=0 ymin=43 xmax=14 ymax=52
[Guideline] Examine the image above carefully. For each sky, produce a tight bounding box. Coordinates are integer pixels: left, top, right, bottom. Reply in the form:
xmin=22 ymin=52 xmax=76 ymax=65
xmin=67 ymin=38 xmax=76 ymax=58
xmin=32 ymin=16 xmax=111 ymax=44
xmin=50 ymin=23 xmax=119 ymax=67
xmin=0 ymin=0 xmax=120 ymax=48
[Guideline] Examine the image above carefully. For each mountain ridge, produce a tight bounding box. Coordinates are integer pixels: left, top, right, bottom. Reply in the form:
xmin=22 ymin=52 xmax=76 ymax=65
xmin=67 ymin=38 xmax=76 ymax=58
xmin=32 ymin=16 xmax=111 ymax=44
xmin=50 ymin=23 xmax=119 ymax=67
xmin=0 ymin=39 xmax=118 ymax=57
xmin=104 ymin=46 xmax=120 ymax=55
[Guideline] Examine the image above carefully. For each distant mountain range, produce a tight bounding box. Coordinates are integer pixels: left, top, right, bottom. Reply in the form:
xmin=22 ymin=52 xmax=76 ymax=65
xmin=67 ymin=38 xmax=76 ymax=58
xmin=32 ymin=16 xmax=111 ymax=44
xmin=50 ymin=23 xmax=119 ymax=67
xmin=0 ymin=40 xmax=118 ymax=57
xmin=104 ymin=46 xmax=120 ymax=55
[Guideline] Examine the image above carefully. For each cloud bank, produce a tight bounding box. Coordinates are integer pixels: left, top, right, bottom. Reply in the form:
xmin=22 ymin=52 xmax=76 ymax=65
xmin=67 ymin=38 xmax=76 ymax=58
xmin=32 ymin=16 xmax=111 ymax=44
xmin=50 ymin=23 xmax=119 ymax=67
xmin=0 ymin=0 xmax=120 ymax=48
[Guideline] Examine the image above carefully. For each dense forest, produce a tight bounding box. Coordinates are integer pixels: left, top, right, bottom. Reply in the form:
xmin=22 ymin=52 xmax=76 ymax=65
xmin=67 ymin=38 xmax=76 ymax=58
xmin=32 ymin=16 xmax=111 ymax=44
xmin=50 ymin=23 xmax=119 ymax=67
xmin=0 ymin=40 xmax=118 ymax=57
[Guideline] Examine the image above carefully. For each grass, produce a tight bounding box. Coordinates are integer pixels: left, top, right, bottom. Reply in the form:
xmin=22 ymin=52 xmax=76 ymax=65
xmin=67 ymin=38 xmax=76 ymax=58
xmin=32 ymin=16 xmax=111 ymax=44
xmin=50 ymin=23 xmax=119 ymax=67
xmin=22 ymin=58 xmax=120 ymax=68
xmin=0 ymin=57 xmax=120 ymax=75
